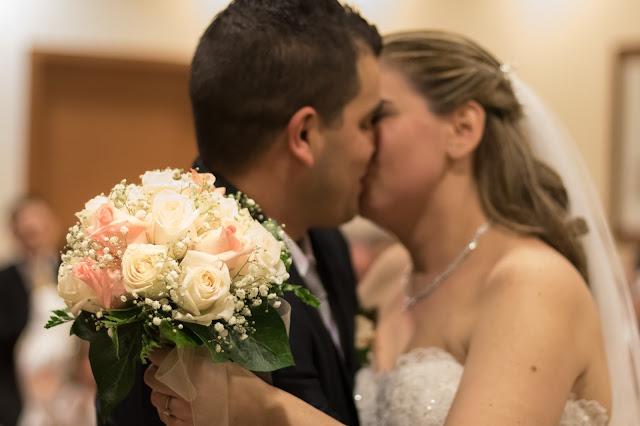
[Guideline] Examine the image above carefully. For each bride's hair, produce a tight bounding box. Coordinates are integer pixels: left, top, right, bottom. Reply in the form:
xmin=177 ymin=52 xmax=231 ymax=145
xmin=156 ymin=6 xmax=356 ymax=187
xmin=381 ymin=30 xmax=589 ymax=281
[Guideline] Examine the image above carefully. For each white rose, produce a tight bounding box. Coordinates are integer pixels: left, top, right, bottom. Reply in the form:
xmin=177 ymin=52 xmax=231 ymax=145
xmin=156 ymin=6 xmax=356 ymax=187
xmin=57 ymin=262 xmax=102 ymax=316
xmin=241 ymin=221 xmax=286 ymax=278
xmin=148 ymin=190 xmax=199 ymax=245
xmin=76 ymin=195 xmax=109 ymax=226
xmin=173 ymin=250 xmax=234 ymax=325
xmin=121 ymin=244 xmax=168 ymax=298
xmin=194 ymin=192 xmax=242 ymax=232
xmin=141 ymin=169 xmax=190 ymax=194
xmin=126 ymin=185 xmax=147 ymax=205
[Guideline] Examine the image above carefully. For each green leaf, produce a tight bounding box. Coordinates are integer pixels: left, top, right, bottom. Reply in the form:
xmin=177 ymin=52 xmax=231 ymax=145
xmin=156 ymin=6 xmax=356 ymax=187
xmin=183 ymin=323 xmax=230 ymax=363
xmin=70 ymin=311 xmax=98 ymax=341
xmin=93 ymin=321 xmax=143 ymax=423
xmin=102 ymin=306 xmax=144 ymax=326
xmin=158 ymin=320 xmax=201 ymax=348
xmin=45 ymin=308 xmax=74 ymax=329
xmin=140 ymin=333 xmax=161 ymax=363
xmin=227 ymin=306 xmax=294 ymax=372
xmin=71 ymin=311 xmax=143 ymax=423
xmin=281 ymin=284 xmax=321 ymax=309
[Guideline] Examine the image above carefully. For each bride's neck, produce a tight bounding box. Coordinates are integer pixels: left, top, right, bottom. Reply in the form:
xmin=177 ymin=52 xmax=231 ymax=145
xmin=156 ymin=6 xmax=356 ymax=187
xmin=399 ymin=184 xmax=487 ymax=274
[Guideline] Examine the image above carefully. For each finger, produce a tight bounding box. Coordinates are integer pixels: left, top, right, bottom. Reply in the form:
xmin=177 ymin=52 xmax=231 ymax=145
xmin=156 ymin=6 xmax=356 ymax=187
xmin=158 ymin=406 xmax=192 ymax=426
xmin=151 ymin=391 xmax=194 ymax=426
xmin=144 ymin=365 xmax=181 ymax=398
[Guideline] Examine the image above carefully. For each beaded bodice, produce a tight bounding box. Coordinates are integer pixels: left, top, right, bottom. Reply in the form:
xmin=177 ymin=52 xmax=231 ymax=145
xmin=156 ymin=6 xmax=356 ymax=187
xmin=355 ymin=347 xmax=608 ymax=426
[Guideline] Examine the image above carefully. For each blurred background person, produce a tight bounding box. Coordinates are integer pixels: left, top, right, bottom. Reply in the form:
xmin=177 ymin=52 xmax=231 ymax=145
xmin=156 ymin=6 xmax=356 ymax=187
xmin=0 ymin=195 xmax=60 ymax=425
xmin=0 ymin=195 xmax=96 ymax=426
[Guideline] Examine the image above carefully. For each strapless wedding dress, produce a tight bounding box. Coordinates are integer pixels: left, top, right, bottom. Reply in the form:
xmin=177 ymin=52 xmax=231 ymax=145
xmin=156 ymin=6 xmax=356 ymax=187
xmin=355 ymin=347 xmax=608 ymax=426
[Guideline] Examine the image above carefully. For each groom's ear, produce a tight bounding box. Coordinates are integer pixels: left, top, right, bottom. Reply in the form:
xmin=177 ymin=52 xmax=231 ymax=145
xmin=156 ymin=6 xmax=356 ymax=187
xmin=286 ymin=106 xmax=321 ymax=167
xmin=446 ymin=100 xmax=485 ymax=159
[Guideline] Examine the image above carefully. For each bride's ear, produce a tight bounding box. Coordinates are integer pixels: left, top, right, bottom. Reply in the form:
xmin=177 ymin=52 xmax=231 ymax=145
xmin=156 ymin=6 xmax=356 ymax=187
xmin=286 ymin=106 xmax=321 ymax=167
xmin=446 ymin=100 xmax=485 ymax=159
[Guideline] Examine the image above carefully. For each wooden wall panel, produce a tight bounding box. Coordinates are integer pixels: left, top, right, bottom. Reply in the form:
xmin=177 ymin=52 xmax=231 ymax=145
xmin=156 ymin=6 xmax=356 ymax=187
xmin=28 ymin=51 xmax=197 ymax=234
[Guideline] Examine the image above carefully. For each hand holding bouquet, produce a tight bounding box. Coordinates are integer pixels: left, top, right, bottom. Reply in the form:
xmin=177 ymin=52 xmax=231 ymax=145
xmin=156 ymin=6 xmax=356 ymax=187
xmin=47 ymin=169 xmax=318 ymax=422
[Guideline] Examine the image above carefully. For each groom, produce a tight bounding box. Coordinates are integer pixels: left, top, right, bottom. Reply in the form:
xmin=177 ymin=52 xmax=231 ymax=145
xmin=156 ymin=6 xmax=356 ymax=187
xmin=105 ymin=1 xmax=381 ymax=425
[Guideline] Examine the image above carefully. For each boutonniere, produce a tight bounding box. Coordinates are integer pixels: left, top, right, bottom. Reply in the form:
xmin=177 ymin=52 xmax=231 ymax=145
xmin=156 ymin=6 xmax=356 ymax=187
xmin=355 ymin=311 xmax=376 ymax=366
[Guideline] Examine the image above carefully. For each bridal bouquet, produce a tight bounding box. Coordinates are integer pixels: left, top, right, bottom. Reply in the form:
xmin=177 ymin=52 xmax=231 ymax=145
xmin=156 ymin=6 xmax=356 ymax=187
xmin=46 ymin=168 xmax=318 ymax=422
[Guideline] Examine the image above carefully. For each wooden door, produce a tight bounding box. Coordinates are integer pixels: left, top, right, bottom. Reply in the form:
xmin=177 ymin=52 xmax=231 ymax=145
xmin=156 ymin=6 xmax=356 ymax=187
xmin=28 ymin=51 xmax=197 ymax=234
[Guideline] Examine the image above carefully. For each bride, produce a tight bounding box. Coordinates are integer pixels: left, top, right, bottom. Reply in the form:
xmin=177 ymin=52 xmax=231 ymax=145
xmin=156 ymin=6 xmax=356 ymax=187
xmin=145 ymin=30 xmax=640 ymax=425
xmin=355 ymin=30 xmax=640 ymax=426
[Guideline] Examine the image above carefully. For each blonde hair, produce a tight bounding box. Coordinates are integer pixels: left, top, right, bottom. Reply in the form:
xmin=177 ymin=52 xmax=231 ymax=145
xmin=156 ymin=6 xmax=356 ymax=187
xmin=381 ymin=30 xmax=588 ymax=281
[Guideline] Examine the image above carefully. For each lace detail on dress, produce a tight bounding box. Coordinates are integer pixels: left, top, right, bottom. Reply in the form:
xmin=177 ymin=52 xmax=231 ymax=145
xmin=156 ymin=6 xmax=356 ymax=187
xmin=355 ymin=347 xmax=608 ymax=426
xmin=560 ymin=393 xmax=609 ymax=426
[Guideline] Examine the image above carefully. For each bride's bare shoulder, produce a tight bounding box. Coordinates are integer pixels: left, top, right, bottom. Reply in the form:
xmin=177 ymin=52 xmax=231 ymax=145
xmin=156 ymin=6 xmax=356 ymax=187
xmin=479 ymin=236 xmax=599 ymax=327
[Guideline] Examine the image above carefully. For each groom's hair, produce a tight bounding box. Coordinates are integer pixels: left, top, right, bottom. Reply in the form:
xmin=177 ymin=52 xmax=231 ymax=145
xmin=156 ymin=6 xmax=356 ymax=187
xmin=190 ymin=0 xmax=381 ymax=175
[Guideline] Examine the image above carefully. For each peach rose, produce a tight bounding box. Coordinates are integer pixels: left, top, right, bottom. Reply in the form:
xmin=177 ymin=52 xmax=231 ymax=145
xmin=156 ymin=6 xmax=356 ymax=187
xmin=192 ymin=225 xmax=253 ymax=273
xmin=57 ymin=262 xmax=102 ymax=315
xmin=88 ymin=203 xmax=149 ymax=252
xmin=72 ymin=260 xmax=126 ymax=309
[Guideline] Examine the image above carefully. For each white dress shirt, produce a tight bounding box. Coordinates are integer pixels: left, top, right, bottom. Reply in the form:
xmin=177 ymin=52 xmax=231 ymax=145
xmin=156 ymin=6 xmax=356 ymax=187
xmin=285 ymin=234 xmax=344 ymax=358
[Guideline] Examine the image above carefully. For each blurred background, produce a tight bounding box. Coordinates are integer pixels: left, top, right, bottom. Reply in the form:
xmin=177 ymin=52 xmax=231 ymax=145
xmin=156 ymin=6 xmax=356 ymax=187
xmin=0 ymin=0 xmax=639 ymax=424
xmin=0 ymin=0 xmax=639 ymax=267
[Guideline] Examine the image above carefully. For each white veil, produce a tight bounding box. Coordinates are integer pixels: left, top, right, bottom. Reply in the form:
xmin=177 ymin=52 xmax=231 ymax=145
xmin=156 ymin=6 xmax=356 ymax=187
xmin=511 ymin=75 xmax=640 ymax=425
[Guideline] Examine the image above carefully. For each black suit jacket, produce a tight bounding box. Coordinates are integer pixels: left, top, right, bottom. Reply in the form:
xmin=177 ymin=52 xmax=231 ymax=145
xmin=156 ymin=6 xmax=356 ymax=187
xmin=105 ymin=163 xmax=360 ymax=425
xmin=0 ymin=264 xmax=30 ymax=426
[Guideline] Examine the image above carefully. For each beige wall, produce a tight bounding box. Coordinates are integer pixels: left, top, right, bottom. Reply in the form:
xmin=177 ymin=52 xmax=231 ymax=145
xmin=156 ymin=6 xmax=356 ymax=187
xmin=0 ymin=0 xmax=639 ymax=262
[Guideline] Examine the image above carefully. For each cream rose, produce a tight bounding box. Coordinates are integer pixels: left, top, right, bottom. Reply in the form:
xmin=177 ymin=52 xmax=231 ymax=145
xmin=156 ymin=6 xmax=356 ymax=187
xmin=57 ymin=262 xmax=102 ymax=315
xmin=194 ymin=192 xmax=241 ymax=232
xmin=148 ymin=190 xmax=199 ymax=245
xmin=121 ymin=244 xmax=168 ymax=298
xmin=141 ymin=169 xmax=190 ymax=194
xmin=173 ymin=250 xmax=234 ymax=325
xmin=241 ymin=221 xmax=286 ymax=278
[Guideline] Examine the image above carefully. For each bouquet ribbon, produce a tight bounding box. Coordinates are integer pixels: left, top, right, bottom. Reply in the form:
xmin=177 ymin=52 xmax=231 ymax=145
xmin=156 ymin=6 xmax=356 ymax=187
xmin=155 ymin=299 xmax=292 ymax=425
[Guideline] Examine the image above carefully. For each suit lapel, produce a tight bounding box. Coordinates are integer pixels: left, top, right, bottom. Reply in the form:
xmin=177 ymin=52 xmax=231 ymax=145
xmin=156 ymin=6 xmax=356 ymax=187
xmin=308 ymin=232 xmax=356 ymax=384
